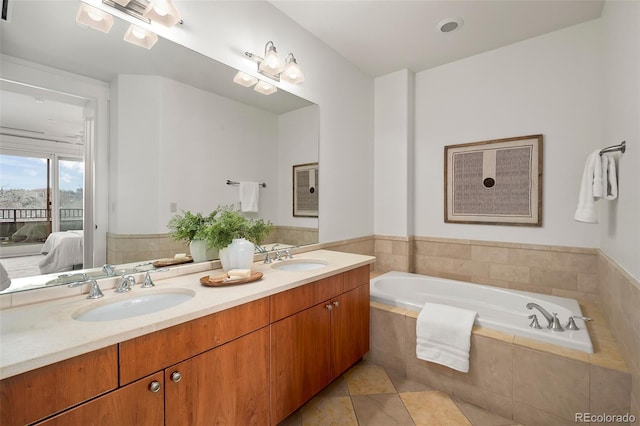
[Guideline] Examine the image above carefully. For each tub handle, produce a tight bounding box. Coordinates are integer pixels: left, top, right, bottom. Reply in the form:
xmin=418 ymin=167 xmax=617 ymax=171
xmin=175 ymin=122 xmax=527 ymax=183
xmin=528 ymin=314 xmax=543 ymax=329
xmin=566 ymin=316 xmax=593 ymax=331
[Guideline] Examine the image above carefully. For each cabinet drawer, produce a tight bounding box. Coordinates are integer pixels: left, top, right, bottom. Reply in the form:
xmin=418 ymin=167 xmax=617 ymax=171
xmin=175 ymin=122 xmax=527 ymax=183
xmin=343 ymin=265 xmax=370 ymax=292
xmin=270 ymin=274 xmax=343 ymax=322
xmin=119 ymin=298 xmax=269 ymax=384
xmin=0 ymin=345 xmax=118 ymax=426
xmin=36 ymin=372 xmax=164 ymax=426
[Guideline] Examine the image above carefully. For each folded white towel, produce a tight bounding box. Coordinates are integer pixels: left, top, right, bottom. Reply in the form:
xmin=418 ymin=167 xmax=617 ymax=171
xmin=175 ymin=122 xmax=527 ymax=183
xmin=601 ymin=154 xmax=618 ymax=200
xmin=574 ymin=150 xmax=601 ymax=223
xmin=416 ymin=302 xmax=477 ymax=373
xmin=239 ymin=182 xmax=259 ymax=213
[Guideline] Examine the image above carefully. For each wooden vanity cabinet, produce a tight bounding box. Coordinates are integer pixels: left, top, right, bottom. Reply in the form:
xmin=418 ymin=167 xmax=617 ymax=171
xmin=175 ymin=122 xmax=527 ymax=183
xmin=270 ymin=265 xmax=370 ymax=424
xmin=0 ymin=345 xmax=118 ymax=426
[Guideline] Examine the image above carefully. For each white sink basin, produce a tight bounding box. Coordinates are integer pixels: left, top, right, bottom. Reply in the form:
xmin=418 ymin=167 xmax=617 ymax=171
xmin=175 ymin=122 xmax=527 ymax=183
xmin=272 ymin=259 xmax=328 ymax=272
xmin=73 ymin=289 xmax=195 ymax=322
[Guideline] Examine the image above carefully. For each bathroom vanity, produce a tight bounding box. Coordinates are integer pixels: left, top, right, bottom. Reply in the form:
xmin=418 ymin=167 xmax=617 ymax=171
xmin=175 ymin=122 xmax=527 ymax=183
xmin=0 ymin=250 xmax=374 ymax=425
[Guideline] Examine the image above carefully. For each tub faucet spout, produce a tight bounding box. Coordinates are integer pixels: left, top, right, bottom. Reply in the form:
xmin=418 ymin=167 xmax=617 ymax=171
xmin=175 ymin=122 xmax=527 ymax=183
xmin=526 ymin=303 xmax=554 ymax=328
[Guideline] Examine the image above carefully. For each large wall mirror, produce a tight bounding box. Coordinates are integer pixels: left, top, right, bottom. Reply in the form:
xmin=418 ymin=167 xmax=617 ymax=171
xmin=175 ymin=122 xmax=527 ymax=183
xmin=0 ymin=0 xmax=319 ymax=293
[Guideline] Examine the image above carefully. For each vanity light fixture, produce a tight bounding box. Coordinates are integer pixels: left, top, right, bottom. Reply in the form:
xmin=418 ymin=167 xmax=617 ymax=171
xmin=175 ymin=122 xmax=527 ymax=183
xmin=281 ymin=53 xmax=305 ymax=84
xmin=75 ymin=3 xmax=115 ymax=33
xmin=143 ymin=0 xmax=182 ymax=27
xmin=232 ymin=71 xmax=259 ymax=88
xmin=245 ymin=41 xmax=304 ymax=85
xmin=123 ymin=23 xmax=158 ymax=49
xmin=254 ymin=80 xmax=277 ymax=96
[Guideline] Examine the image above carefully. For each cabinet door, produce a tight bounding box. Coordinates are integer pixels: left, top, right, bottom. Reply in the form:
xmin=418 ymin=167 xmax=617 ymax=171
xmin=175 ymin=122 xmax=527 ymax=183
xmin=270 ymin=302 xmax=332 ymax=424
xmin=0 ymin=345 xmax=118 ymax=426
xmin=36 ymin=372 xmax=164 ymax=426
xmin=165 ymin=327 xmax=270 ymax=426
xmin=331 ymin=284 xmax=370 ymax=377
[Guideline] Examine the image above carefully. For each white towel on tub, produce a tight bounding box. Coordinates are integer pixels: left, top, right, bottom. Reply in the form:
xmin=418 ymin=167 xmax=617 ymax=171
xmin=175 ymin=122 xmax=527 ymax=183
xmin=238 ymin=182 xmax=259 ymax=213
xmin=416 ymin=302 xmax=477 ymax=373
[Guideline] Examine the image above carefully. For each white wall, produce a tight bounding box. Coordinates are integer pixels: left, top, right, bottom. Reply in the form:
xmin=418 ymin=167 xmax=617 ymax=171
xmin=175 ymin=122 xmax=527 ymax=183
xmin=87 ymin=0 xmax=375 ymax=244
xmin=277 ymin=105 xmax=319 ymax=229
xmin=374 ymin=69 xmax=414 ymax=237
xmin=599 ymin=1 xmax=640 ymax=280
xmin=111 ymin=74 xmax=279 ymax=234
xmin=411 ymin=19 xmax=604 ymax=248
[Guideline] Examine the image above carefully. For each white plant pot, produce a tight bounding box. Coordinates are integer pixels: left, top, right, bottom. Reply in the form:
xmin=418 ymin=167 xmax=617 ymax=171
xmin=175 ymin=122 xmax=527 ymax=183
xmin=189 ymin=240 xmax=218 ymax=263
xmin=219 ymin=238 xmax=254 ymax=271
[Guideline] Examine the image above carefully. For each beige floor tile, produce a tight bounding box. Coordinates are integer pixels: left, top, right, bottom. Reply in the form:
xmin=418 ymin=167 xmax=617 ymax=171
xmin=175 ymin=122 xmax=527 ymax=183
xmin=345 ymin=363 xmax=397 ymax=395
xmin=351 ymin=394 xmax=414 ymax=426
xmin=301 ymin=396 xmax=358 ymax=426
xmin=400 ymin=391 xmax=471 ymax=426
xmin=386 ymin=368 xmax=435 ymax=393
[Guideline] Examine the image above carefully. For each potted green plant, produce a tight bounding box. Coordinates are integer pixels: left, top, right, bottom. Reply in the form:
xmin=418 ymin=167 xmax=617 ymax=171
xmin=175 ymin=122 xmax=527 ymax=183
xmin=203 ymin=205 xmax=273 ymax=270
xmin=167 ymin=209 xmax=219 ymax=262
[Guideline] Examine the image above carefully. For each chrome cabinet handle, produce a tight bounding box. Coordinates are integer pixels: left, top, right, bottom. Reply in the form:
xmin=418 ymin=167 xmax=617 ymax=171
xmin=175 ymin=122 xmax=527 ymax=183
xmin=326 ymin=304 xmax=333 ymax=311
xmin=171 ymin=371 xmax=182 ymax=383
xmin=149 ymin=381 xmax=161 ymax=393
xmin=333 ymin=301 xmax=340 ymax=307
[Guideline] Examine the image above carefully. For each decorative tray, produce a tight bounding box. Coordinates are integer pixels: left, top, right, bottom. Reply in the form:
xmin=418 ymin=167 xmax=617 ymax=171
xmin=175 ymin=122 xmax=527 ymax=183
xmin=200 ymin=271 xmax=263 ymax=287
xmin=152 ymin=256 xmax=193 ymax=267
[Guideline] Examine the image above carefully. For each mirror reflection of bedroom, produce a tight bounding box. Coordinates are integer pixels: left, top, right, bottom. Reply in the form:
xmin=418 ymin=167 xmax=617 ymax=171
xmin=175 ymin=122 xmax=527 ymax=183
xmin=0 ymin=87 xmax=86 ymax=286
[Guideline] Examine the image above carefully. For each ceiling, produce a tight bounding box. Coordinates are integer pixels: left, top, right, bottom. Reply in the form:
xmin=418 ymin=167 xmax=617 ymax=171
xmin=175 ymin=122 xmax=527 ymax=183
xmin=271 ymin=0 xmax=605 ymax=77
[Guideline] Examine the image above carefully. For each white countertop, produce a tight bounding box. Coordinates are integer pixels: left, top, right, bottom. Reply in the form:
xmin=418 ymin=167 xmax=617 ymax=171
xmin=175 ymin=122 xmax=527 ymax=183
xmin=0 ymin=250 xmax=375 ymax=379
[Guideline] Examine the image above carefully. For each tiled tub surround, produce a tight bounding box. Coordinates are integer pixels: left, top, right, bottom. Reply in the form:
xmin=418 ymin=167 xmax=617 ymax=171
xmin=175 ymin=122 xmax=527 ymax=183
xmin=367 ymin=301 xmax=631 ymax=426
xmin=375 ymin=236 xmax=600 ymax=303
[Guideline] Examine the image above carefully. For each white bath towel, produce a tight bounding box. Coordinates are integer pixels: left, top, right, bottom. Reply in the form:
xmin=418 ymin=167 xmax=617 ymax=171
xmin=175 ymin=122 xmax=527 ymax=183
xmin=239 ymin=182 xmax=259 ymax=213
xmin=601 ymin=154 xmax=618 ymax=200
xmin=574 ymin=150 xmax=601 ymax=223
xmin=416 ymin=302 xmax=477 ymax=373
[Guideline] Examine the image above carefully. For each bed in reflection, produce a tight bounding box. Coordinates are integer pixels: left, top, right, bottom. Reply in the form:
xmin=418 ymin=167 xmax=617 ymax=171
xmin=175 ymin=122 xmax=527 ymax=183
xmin=39 ymin=230 xmax=83 ymax=274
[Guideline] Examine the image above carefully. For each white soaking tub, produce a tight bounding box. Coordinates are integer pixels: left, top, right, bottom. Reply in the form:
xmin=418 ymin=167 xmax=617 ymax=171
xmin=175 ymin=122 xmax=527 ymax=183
xmin=370 ymin=271 xmax=593 ymax=353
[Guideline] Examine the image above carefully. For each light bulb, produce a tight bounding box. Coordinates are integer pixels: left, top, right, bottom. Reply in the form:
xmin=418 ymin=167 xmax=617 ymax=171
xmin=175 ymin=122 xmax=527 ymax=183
xmin=131 ymin=27 xmax=146 ymax=39
xmin=153 ymin=0 xmax=169 ymax=16
xmin=87 ymin=11 xmax=104 ymax=21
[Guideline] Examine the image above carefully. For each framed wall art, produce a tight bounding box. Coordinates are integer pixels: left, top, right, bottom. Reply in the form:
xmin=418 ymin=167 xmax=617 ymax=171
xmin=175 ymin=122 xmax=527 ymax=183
xmin=293 ymin=163 xmax=319 ymax=217
xmin=444 ymin=134 xmax=542 ymax=226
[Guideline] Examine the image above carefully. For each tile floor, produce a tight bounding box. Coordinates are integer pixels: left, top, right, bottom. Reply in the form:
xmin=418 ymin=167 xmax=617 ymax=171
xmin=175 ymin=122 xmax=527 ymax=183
xmin=279 ymin=360 xmax=522 ymax=426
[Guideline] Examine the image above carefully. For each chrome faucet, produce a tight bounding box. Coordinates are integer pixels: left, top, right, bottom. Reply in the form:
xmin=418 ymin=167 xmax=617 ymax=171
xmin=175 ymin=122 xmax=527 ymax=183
xmin=68 ymin=279 xmax=104 ymax=299
xmin=526 ymin=303 xmax=563 ymax=331
xmin=142 ymin=268 xmax=169 ymax=288
xmin=115 ymin=273 xmax=136 ymax=293
xmin=102 ymin=264 xmax=116 ymax=277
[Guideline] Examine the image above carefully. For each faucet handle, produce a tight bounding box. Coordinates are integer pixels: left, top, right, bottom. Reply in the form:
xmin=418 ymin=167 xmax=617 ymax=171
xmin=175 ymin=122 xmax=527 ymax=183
xmin=528 ymin=314 xmax=543 ymax=329
xmin=68 ymin=279 xmax=103 ymax=299
xmin=565 ymin=316 xmax=592 ymax=330
xmin=142 ymin=268 xmax=169 ymax=288
xmin=549 ymin=313 xmax=564 ymax=332
xmin=264 ymin=252 xmax=273 ymax=264
xmin=283 ymin=249 xmax=292 ymax=259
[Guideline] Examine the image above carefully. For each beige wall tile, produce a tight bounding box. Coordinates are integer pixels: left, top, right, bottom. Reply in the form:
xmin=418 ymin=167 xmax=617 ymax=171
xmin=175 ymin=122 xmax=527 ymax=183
xmin=577 ymin=273 xmax=599 ymax=294
xmin=471 ymin=246 xmax=508 ymax=263
xmin=453 ymin=335 xmax=513 ymax=398
xmin=453 ymin=259 xmax=490 ymax=278
xmin=489 ymin=264 xmax=530 ymax=283
xmin=513 ymin=347 xmax=590 ymax=421
xmin=551 ymin=252 xmax=598 ymax=274
xmin=590 ymin=366 xmax=631 ymax=415
xmin=414 ymin=255 xmax=455 ymax=275
xmin=415 ymin=241 xmax=471 ymax=259
xmin=405 ymin=317 xmax=454 ymax=394
xmin=369 ymin=307 xmax=406 ymax=373
xmin=391 ymin=240 xmax=409 ymax=256
xmin=376 ymin=239 xmax=393 ymax=254
xmin=529 ymin=268 xmax=576 ymax=290
xmin=508 ymin=248 xmax=552 ymax=269
xmin=451 ymin=380 xmax=513 ymax=421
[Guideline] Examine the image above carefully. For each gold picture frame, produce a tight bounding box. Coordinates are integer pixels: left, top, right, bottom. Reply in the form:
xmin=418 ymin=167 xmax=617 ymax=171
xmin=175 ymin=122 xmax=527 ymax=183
xmin=293 ymin=163 xmax=319 ymax=217
xmin=444 ymin=134 xmax=543 ymax=226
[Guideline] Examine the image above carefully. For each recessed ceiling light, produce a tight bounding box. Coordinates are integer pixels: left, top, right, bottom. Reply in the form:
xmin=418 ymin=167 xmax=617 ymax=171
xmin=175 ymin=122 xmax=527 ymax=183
xmin=437 ymin=17 xmax=464 ymax=33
